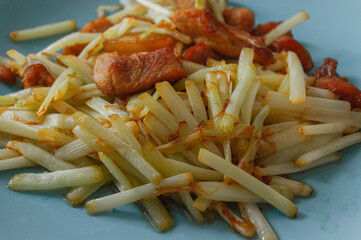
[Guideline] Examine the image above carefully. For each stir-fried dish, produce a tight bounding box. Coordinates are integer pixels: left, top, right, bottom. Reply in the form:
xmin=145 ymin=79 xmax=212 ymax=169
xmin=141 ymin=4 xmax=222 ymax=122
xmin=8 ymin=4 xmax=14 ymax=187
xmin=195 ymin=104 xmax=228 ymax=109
xmin=1 ymin=1 xmax=361 ymax=239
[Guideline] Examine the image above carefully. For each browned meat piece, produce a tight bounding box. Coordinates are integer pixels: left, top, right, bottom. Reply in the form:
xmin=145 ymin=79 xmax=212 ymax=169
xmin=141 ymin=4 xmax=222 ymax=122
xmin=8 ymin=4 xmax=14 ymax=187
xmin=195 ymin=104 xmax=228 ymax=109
xmin=181 ymin=42 xmax=220 ymax=65
xmin=312 ymin=58 xmax=347 ymax=81
xmin=176 ymin=0 xmax=195 ymax=10
xmin=93 ymin=47 xmax=187 ymax=97
xmin=223 ymin=8 xmax=255 ymax=33
xmin=0 ymin=66 xmax=17 ymax=84
xmin=81 ymin=16 xmax=113 ymax=33
xmin=104 ymin=34 xmax=176 ymax=55
xmin=313 ymin=77 xmax=361 ymax=109
xmin=22 ymin=64 xmax=55 ymax=88
xmin=171 ymin=9 xmax=273 ymax=65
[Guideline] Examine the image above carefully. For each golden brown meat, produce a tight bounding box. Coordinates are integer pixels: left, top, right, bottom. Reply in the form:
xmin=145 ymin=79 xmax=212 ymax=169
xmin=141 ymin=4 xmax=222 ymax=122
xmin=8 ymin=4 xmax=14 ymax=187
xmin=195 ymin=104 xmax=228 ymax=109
xmin=171 ymin=9 xmax=273 ymax=65
xmin=181 ymin=42 xmax=220 ymax=65
xmin=93 ymin=47 xmax=187 ymax=97
xmin=0 ymin=66 xmax=17 ymax=84
xmin=176 ymin=0 xmax=195 ymax=10
xmin=22 ymin=64 xmax=55 ymax=88
xmin=104 ymin=34 xmax=176 ymax=55
xmin=223 ymin=8 xmax=255 ymax=33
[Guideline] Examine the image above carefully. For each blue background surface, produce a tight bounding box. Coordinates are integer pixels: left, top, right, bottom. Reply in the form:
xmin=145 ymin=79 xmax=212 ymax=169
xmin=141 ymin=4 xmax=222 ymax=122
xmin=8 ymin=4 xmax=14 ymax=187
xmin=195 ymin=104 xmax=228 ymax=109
xmin=0 ymin=0 xmax=361 ymax=239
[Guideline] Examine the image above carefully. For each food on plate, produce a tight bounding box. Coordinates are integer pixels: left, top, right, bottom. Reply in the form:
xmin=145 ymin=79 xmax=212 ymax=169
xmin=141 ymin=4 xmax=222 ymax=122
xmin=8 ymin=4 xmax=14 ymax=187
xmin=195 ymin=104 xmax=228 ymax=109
xmin=1 ymin=0 xmax=361 ymax=239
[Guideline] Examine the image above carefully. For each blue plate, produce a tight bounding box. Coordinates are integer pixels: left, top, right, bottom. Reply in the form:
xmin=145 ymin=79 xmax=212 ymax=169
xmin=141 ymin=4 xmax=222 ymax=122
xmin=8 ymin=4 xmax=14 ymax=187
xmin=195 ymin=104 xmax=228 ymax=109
xmin=1 ymin=0 xmax=361 ymax=239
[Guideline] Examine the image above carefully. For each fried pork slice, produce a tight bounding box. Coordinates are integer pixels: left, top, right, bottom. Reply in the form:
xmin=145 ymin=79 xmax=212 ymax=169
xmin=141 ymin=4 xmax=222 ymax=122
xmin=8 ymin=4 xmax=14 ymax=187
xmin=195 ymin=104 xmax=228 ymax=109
xmin=171 ymin=9 xmax=273 ymax=65
xmin=223 ymin=8 xmax=255 ymax=33
xmin=312 ymin=58 xmax=347 ymax=81
xmin=0 ymin=66 xmax=17 ymax=84
xmin=22 ymin=64 xmax=55 ymax=88
xmin=181 ymin=42 xmax=220 ymax=65
xmin=104 ymin=35 xmax=176 ymax=55
xmin=93 ymin=47 xmax=187 ymax=98
xmin=175 ymin=0 xmax=195 ymax=10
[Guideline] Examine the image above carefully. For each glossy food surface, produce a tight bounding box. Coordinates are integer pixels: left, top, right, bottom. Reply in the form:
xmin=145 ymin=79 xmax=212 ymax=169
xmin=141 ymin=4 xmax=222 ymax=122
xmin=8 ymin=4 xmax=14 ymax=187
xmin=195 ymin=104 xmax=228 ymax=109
xmin=0 ymin=0 xmax=360 ymax=239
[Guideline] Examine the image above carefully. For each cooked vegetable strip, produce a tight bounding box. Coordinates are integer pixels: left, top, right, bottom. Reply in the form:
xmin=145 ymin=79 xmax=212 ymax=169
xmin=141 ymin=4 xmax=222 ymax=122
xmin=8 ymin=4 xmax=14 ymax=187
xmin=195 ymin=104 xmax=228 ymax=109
xmin=266 ymin=91 xmax=352 ymax=112
xmin=157 ymin=131 xmax=201 ymax=154
xmin=0 ymin=96 xmax=17 ymax=106
xmin=126 ymin=92 xmax=147 ymax=116
xmin=179 ymin=191 xmax=204 ymax=223
xmin=42 ymin=114 xmax=75 ymax=129
xmin=52 ymin=100 xmax=77 ymax=114
xmin=198 ymin=149 xmax=298 ymax=218
xmin=207 ymin=0 xmax=225 ymax=22
xmin=213 ymin=202 xmax=256 ymax=237
xmin=192 ymin=182 xmax=292 ymax=202
xmin=255 ymin=153 xmax=340 ymax=176
xmin=265 ymin=11 xmax=309 ymax=45
xmin=98 ymin=153 xmax=133 ymax=189
xmin=40 ymin=32 xmax=100 ymax=54
xmin=86 ymin=173 xmax=193 ymax=215
xmin=56 ymin=55 xmax=93 ymax=84
xmin=0 ymin=149 xmax=21 ymax=160
xmin=156 ymin=81 xmax=198 ymax=130
xmin=109 ymin=114 xmax=142 ymax=154
xmin=8 ymin=166 xmax=103 ymax=190
xmin=222 ymin=48 xmax=256 ymax=132
xmin=306 ymin=86 xmax=337 ymax=99
xmin=140 ymin=197 xmax=175 ymax=232
xmin=86 ymin=97 xmax=129 ymax=121
xmin=267 ymin=125 xmax=309 ymax=152
xmin=259 ymin=133 xmax=339 ymax=165
xmin=263 ymin=121 xmax=299 ymax=133
xmin=76 ymin=113 xmax=162 ymax=184
xmin=38 ymin=129 xmax=75 ymax=146
xmin=270 ymin=176 xmax=313 ymax=197
xmin=136 ymin=0 xmax=174 ymax=16
xmin=139 ymin=92 xmax=179 ymax=132
xmin=97 ymin=5 xmax=123 ymax=17
xmin=6 ymin=49 xmax=26 ymax=67
xmin=240 ymin=79 xmax=261 ymax=125
xmin=139 ymin=143 xmax=203 ymax=222
xmin=143 ymin=142 xmax=222 ymax=181
xmin=301 ymin=107 xmax=361 ymax=127
xmin=0 ymin=156 xmax=37 ymax=171
xmin=240 ymin=203 xmax=278 ymax=240
xmin=288 ymin=52 xmax=306 ymax=104
xmin=10 ymin=20 xmax=77 ymax=42
xmin=294 ymin=132 xmax=361 ymax=166
xmin=277 ymin=73 xmax=290 ymax=94
xmin=0 ymin=118 xmax=38 ymax=140
xmin=37 ymin=68 xmax=73 ymax=117
xmin=192 ymin=198 xmax=212 ymax=212
xmin=166 ymin=158 xmax=223 ymax=181
xmin=298 ymin=123 xmax=351 ymax=136
xmin=66 ymin=167 xmax=113 ymax=206
xmin=78 ymin=18 xmax=134 ymax=59
xmin=107 ymin=4 xmax=147 ymax=24
xmin=8 ymin=141 xmax=75 ymax=171
xmin=205 ymin=71 xmax=224 ymax=125
xmin=182 ymin=61 xmax=207 ymax=75
xmin=143 ymin=113 xmax=172 ymax=142
xmin=185 ymin=80 xmax=208 ymax=122
xmin=174 ymin=64 xmax=237 ymax=91
xmin=72 ymin=125 xmax=146 ymax=182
